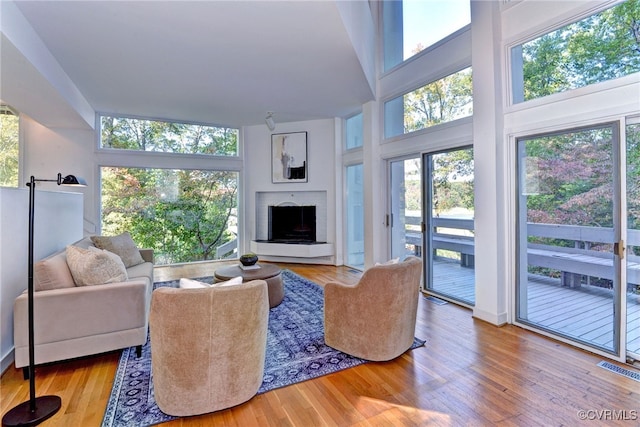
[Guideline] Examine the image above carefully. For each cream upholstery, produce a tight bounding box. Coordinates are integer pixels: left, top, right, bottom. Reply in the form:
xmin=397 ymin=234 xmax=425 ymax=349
xmin=324 ymin=256 xmax=422 ymax=361
xmin=13 ymin=236 xmax=154 ymax=369
xmin=150 ymin=279 xmax=269 ymax=417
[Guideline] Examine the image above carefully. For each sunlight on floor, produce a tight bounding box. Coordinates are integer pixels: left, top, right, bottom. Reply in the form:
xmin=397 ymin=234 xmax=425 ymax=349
xmin=355 ymin=396 xmax=452 ymax=425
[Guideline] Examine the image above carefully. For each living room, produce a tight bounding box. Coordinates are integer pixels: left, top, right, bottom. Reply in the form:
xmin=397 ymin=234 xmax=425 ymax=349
xmin=2 ymin=0 xmax=640 ymax=425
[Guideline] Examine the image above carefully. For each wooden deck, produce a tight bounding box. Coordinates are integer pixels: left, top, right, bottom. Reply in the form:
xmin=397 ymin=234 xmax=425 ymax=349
xmin=430 ymin=258 xmax=640 ymax=355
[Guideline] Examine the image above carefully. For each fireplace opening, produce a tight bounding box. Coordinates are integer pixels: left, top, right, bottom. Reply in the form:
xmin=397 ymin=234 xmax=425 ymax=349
xmin=268 ymin=205 xmax=316 ymax=243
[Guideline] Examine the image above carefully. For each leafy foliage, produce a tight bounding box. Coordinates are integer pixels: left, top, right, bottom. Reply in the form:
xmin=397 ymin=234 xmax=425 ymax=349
xmin=524 ymin=127 xmax=614 ymax=228
xmin=432 ymin=148 xmax=474 ymax=215
xmin=101 ymin=116 xmax=237 ymax=155
xmin=521 ymin=0 xmax=640 ymax=100
xmin=102 ymin=167 xmax=238 ymax=264
xmin=404 ymin=67 xmax=473 ymax=132
xmin=100 ymin=116 xmax=239 ymax=264
xmin=0 ymin=111 xmax=19 ymax=187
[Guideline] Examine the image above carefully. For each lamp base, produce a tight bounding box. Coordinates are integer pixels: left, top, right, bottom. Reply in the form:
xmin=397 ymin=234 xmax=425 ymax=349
xmin=2 ymin=395 xmax=61 ymax=427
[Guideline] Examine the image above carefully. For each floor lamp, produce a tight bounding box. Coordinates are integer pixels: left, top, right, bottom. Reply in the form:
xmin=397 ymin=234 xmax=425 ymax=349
xmin=2 ymin=173 xmax=87 ymax=427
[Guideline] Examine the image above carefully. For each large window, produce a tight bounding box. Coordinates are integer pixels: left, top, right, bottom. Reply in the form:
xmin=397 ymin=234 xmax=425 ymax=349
xmin=99 ymin=115 xmax=239 ymax=264
xmin=345 ymin=163 xmax=364 ymax=269
xmin=101 ymin=167 xmax=238 ymax=265
xmin=384 ymin=67 xmax=472 ymax=138
xmin=345 ymin=112 xmax=363 ymax=150
xmin=0 ymin=105 xmax=19 ymax=187
xmin=382 ymin=0 xmax=470 ymax=71
xmin=511 ymin=0 xmax=640 ymax=104
xmin=101 ymin=115 xmax=238 ymax=156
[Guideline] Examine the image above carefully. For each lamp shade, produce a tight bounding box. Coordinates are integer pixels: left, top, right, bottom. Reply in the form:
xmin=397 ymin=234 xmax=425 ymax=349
xmin=56 ymin=173 xmax=87 ymax=186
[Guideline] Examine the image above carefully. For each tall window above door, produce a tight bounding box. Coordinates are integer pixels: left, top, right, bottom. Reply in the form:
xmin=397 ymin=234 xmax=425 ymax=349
xmin=384 ymin=67 xmax=473 ymax=139
xmin=345 ymin=112 xmax=363 ymax=150
xmin=382 ymin=0 xmax=470 ymax=72
xmin=511 ymin=0 xmax=640 ymax=104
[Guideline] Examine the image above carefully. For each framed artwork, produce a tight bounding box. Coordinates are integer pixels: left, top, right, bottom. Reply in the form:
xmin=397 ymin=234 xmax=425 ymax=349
xmin=271 ymin=131 xmax=308 ymax=183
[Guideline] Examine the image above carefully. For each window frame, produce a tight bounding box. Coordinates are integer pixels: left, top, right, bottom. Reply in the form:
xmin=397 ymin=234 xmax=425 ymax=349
xmin=97 ymin=113 xmax=240 ymax=158
xmin=95 ymin=113 xmax=244 ymax=259
xmin=380 ymin=0 xmax=471 ymax=74
xmin=383 ymin=66 xmax=473 ymax=140
xmin=506 ymin=0 xmax=638 ymax=107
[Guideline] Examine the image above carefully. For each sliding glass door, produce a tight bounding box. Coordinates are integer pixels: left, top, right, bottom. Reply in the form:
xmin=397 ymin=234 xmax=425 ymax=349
xmin=423 ymin=147 xmax=475 ymax=305
xmin=389 ymin=157 xmax=422 ymax=260
xmin=626 ymin=119 xmax=640 ymax=360
xmin=516 ymin=123 xmax=633 ymax=359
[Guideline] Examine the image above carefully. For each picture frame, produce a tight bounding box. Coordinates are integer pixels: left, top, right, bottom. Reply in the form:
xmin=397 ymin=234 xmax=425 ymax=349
xmin=271 ymin=131 xmax=308 ymax=183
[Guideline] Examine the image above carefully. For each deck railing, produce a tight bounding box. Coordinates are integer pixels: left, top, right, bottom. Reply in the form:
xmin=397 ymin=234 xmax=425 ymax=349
xmin=404 ymin=216 xmax=640 ymax=287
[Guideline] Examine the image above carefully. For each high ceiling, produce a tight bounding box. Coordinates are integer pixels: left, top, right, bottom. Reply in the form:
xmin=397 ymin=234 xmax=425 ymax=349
xmin=5 ymin=1 xmax=375 ymax=128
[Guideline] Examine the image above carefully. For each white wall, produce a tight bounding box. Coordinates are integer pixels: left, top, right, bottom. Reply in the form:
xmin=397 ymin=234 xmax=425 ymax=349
xmin=0 ymin=187 xmax=83 ymax=372
xmin=243 ymin=118 xmax=338 ymax=264
xmin=22 ymin=115 xmax=95 ymax=233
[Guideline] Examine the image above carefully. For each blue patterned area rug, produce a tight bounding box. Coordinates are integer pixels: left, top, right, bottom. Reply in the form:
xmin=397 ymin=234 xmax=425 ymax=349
xmin=102 ymin=270 xmax=425 ymax=427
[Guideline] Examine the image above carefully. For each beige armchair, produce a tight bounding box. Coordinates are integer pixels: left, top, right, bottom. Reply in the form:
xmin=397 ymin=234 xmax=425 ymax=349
xmin=149 ymin=280 xmax=269 ymax=417
xmin=324 ymin=256 xmax=423 ymax=361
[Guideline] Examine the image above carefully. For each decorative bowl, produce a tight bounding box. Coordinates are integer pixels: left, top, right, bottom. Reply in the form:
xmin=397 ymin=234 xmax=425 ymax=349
xmin=239 ymin=253 xmax=258 ymax=266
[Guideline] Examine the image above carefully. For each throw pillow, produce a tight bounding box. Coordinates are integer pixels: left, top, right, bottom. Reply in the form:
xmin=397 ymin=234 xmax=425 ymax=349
xmin=91 ymin=232 xmax=145 ymax=267
xmin=212 ymin=276 xmax=244 ymax=287
xmin=179 ymin=278 xmax=210 ymax=289
xmin=66 ymin=245 xmax=128 ymax=286
xmin=34 ymin=252 xmax=76 ymax=291
xmin=375 ymin=257 xmax=400 ymax=266
xmin=179 ymin=276 xmax=243 ymax=289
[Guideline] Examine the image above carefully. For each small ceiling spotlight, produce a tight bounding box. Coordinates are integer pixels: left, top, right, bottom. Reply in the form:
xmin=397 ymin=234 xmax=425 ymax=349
xmin=265 ymin=111 xmax=276 ymax=131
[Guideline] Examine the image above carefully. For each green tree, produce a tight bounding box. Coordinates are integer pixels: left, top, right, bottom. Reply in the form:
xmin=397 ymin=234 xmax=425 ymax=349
xmin=404 ymin=68 xmax=473 ymax=132
xmin=522 ymin=0 xmax=640 ymax=100
xmin=101 ymin=116 xmax=237 ymax=155
xmin=100 ymin=116 xmax=239 ymax=264
xmin=432 ymin=148 xmax=474 ymax=215
xmin=0 ymin=110 xmax=19 ymax=187
xmin=524 ymin=127 xmax=614 ymax=230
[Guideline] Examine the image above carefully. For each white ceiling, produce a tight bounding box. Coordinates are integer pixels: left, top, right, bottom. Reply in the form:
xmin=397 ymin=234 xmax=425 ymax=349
xmin=7 ymin=0 xmax=375 ymax=128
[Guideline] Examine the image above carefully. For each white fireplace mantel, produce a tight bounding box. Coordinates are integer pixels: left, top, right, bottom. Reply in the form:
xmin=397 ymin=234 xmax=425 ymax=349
xmin=253 ymin=190 xmax=332 ymax=260
xmin=250 ymin=240 xmax=334 ymax=258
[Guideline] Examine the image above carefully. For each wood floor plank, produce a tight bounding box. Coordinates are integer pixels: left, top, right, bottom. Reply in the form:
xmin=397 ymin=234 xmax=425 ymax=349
xmin=2 ymin=261 xmax=639 ymax=427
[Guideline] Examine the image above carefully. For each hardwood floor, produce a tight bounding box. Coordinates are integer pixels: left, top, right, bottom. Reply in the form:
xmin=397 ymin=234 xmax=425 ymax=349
xmin=2 ymin=262 xmax=639 ymax=426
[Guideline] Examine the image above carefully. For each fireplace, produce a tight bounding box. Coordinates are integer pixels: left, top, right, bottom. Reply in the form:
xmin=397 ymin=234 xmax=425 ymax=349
xmin=268 ymin=205 xmax=316 ymax=243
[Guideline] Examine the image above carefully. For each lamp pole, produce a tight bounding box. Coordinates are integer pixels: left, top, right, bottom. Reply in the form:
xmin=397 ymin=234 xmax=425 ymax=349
xmin=2 ymin=173 xmax=86 ymax=427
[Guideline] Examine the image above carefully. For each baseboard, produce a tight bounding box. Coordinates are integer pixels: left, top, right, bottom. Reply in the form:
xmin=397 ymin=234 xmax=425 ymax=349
xmin=1 ymin=347 xmax=15 ymax=375
xmin=472 ymin=307 xmax=508 ymax=326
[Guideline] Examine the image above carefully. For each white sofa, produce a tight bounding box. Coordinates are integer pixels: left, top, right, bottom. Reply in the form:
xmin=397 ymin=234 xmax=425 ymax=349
xmin=13 ymin=235 xmax=154 ymax=372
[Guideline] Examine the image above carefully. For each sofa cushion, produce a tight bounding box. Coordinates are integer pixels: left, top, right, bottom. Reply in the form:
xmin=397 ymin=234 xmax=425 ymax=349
xmin=91 ymin=232 xmax=145 ymax=267
xmin=34 ymin=252 xmax=75 ymax=291
xmin=126 ymin=261 xmax=154 ymax=281
xmin=66 ymin=245 xmax=128 ymax=286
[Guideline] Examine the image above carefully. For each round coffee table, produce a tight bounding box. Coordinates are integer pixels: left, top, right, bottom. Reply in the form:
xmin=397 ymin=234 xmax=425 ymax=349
xmin=214 ymin=263 xmax=284 ymax=308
